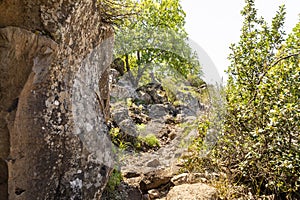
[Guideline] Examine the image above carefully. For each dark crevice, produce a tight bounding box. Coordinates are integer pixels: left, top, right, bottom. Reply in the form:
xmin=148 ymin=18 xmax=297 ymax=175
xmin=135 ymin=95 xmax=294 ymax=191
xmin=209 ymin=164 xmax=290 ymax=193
xmin=15 ymin=187 xmax=25 ymax=195
xmin=54 ymin=174 xmax=63 ymax=199
xmin=7 ymin=98 xmax=18 ymax=112
xmin=0 ymin=159 xmax=8 ymax=199
xmin=100 ymin=165 xmax=107 ymax=177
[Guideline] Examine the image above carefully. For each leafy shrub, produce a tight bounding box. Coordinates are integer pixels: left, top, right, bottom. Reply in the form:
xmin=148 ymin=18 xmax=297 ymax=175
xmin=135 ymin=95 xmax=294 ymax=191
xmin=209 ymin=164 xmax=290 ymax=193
xmin=139 ymin=134 xmax=160 ymax=148
xmin=106 ymin=169 xmax=123 ymax=191
xmin=215 ymin=1 xmax=300 ymax=198
xmin=182 ymin=1 xmax=300 ymax=199
xmin=109 ymin=127 xmax=120 ymax=140
xmin=109 ymin=127 xmax=130 ymax=151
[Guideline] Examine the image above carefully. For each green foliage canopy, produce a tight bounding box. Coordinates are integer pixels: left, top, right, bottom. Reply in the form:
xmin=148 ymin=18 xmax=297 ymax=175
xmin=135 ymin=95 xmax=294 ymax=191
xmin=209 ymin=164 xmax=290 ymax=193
xmin=113 ymin=0 xmax=201 ymax=86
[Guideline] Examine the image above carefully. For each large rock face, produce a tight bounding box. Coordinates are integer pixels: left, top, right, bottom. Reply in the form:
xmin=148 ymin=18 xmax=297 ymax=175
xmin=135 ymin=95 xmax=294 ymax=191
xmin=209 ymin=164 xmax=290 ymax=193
xmin=0 ymin=0 xmax=114 ymax=199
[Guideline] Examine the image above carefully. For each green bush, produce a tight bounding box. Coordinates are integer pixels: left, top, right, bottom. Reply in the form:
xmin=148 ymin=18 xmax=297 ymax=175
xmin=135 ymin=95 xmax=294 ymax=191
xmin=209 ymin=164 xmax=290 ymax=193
xmin=182 ymin=1 xmax=300 ymax=199
xmin=106 ymin=169 xmax=123 ymax=191
xmin=139 ymin=134 xmax=160 ymax=147
xmin=215 ymin=1 xmax=300 ymax=198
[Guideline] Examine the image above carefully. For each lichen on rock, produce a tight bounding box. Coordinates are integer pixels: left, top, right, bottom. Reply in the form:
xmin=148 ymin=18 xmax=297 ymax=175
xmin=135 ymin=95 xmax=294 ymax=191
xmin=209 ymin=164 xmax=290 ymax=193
xmin=0 ymin=0 xmax=115 ymax=199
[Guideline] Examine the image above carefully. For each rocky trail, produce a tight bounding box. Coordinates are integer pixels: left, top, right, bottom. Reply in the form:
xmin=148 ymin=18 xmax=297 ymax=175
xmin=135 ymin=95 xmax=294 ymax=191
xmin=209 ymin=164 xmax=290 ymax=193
xmin=101 ymin=72 xmax=217 ymax=200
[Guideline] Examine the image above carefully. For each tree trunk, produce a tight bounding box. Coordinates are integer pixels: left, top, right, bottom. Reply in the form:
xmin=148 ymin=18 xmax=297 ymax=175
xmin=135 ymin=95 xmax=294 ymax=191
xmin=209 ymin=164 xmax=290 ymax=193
xmin=0 ymin=0 xmax=114 ymax=199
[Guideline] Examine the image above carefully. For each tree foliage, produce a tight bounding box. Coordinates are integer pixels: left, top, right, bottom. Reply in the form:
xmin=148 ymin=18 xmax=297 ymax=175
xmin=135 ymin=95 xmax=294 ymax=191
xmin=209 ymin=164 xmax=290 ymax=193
xmin=113 ymin=0 xmax=201 ymax=87
xmin=215 ymin=0 xmax=300 ymax=198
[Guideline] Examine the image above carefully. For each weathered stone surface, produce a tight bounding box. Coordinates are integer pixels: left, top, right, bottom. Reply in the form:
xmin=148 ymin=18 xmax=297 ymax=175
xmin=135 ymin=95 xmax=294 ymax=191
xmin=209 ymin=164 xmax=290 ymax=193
xmin=136 ymin=83 xmax=168 ymax=105
xmin=0 ymin=0 xmax=114 ymax=199
xmin=119 ymin=119 xmax=138 ymax=137
xmin=146 ymin=159 xmax=161 ymax=168
xmin=140 ymin=169 xmax=174 ymax=192
xmin=167 ymin=183 xmax=217 ymax=200
xmin=111 ymin=106 xmax=130 ymax=124
xmin=171 ymin=173 xmax=189 ymax=186
xmin=101 ymin=181 xmax=143 ymax=200
xmin=0 ymin=26 xmax=59 ymax=200
xmin=171 ymin=173 xmax=210 ymax=186
xmin=148 ymin=104 xmax=168 ymax=120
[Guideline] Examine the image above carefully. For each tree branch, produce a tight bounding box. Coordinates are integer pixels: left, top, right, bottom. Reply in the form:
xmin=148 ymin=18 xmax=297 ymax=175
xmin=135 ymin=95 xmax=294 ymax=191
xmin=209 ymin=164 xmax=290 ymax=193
xmin=246 ymin=51 xmax=300 ymax=107
xmin=257 ymin=51 xmax=300 ymax=86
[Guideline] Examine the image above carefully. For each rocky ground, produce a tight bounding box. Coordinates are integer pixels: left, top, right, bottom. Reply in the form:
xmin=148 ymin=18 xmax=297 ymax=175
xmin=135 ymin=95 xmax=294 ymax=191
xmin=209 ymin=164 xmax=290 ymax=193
xmin=101 ymin=71 xmax=216 ymax=200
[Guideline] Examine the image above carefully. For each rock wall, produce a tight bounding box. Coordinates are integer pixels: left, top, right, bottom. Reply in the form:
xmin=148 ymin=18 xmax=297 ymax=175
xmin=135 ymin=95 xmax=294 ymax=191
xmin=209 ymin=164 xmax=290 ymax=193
xmin=0 ymin=0 xmax=114 ymax=199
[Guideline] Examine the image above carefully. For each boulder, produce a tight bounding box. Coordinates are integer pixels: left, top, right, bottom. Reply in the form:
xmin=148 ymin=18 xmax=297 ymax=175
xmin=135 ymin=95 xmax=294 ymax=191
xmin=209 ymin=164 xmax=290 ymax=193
xmin=140 ymin=169 xmax=174 ymax=192
xmin=136 ymin=83 xmax=168 ymax=104
xmin=112 ymin=106 xmax=130 ymax=124
xmin=167 ymin=183 xmax=217 ymax=200
xmin=149 ymin=104 xmax=168 ymax=120
xmin=119 ymin=119 xmax=138 ymax=137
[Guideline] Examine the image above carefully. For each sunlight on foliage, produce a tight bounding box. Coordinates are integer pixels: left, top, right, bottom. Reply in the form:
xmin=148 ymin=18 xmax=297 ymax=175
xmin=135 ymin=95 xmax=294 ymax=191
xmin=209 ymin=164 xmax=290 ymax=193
xmin=181 ymin=0 xmax=299 ymax=199
xmin=216 ymin=0 xmax=300 ymax=198
xmin=138 ymin=134 xmax=160 ymax=147
xmin=113 ymin=0 xmax=201 ymax=87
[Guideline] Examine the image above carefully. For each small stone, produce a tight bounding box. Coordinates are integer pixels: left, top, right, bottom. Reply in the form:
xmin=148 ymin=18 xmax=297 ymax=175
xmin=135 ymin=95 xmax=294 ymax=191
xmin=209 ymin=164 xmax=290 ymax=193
xmin=200 ymin=177 xmax=208 ymax=183
xmin=148 ymin=189 xmax=160 ymax=199
xmin=169 ymin=132 xmax=176 ymax=140
xmin=171 ymin=173 xmax=189 ymax=186
xmin=69 ymin=37 xmax=73 ymax=46
xmin=147 ymin=159 xmax=160 ymax=167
